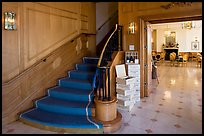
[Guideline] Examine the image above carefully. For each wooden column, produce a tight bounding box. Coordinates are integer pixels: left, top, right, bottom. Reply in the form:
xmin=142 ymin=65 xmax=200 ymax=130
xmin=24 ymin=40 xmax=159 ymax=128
xmin=94 ymin=97 xmax=122 ymax=133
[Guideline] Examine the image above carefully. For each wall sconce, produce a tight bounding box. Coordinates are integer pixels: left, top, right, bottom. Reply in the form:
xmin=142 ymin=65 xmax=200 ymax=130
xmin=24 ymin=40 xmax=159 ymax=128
xmin=128 ymin=22 xmax=136 ymax=34
xmin=4 ymin=12 xmax=16 ymax=30
xmin=182 ymin=21 xmax=195 ymax=29
xmin=194 ymin=36 xmax=198 ymax=42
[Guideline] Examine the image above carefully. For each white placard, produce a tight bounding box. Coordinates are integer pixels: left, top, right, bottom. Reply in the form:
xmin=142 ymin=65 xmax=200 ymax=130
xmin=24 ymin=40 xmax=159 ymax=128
xmin=115 ymin=64 xmax=127 ymax=77
xmin=129 ymin=45 xmax=134 ymax=50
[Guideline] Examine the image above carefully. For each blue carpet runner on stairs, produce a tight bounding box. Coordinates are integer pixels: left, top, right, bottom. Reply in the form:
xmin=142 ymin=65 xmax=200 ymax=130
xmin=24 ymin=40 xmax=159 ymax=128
xmin=20 ymin=57 xmax=103 ymax=132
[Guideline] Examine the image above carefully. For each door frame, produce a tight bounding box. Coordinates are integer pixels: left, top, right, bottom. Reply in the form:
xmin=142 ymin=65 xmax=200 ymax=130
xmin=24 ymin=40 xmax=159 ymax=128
xmin=139 ymin=19 xmax=152 ymax=97
xmin=138 ymin=15 xmax=202 ymax=98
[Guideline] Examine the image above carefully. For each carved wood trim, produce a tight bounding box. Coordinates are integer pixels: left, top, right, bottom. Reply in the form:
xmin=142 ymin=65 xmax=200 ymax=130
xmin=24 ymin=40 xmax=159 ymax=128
xmin=161 ymin=2 xmax=193 ymax=10
xmin=35 ymin=2 xmax=78 ymax=15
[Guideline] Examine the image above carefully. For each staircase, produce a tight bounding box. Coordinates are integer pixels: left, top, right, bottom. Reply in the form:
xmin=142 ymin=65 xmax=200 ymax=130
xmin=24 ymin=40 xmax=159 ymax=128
xmin=19 ymin=57 xmax=103 ymax=134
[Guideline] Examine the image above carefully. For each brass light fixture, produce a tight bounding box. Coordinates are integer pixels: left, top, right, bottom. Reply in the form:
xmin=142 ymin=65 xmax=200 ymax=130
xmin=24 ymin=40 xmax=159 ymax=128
xmin=182 ymin=21 xmax=196 ymax=30
xmin=164 ymin=25 xmax=171 ymax=36
xmin=128 ymin=22 xmax=136 ymax=34
xmin=182 ymin=21 xmax=192 ymax=29
xmin=4 ymin=12 xmax=16 ymax=30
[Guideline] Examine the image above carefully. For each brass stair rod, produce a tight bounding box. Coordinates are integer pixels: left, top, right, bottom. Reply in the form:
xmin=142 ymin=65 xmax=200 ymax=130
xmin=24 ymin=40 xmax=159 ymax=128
xmin=102 ymin=68 xmax=106 ymax=101
xmin=107 ymin=67 xmax=111 ymax=101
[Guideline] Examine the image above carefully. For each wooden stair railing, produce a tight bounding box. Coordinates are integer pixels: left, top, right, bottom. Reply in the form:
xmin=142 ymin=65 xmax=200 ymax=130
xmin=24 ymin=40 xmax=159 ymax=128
xmin=93 ymin=24 xmax=122 ymax=102
xmin=93 ymin=24 xmax=123 ymax=133
xmin=96 ymin=10 xmax=118 ymax=56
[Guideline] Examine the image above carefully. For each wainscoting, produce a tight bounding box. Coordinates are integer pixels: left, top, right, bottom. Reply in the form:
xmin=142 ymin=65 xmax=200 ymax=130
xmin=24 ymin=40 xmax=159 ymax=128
xmin=2 ymin=34 xmax=95 ymax=126
xmin=2 ymin=2 xmax=96 ymax=126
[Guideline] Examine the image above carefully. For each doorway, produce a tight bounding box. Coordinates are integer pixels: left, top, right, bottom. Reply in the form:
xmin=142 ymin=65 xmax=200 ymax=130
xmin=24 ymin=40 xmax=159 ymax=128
xmin=139 ymin=16 xmax=202 ymax=98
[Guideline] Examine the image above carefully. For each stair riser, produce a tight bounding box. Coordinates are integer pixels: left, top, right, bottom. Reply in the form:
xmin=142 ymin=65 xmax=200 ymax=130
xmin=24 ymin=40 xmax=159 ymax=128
xmin=69 ymin=72 xmax=95 ymax=80
xmin=36 ymin=103 xmax=92 ymax=116
xmin=20 ymin=118 xmax=104 ymax=132
xmin=83 ymin=58 xmax=99 ymax=64
xmin=76 ymin=64 xmax=97 ymax=71
xmin=49 ymin=91 xmax=94 ymax=102
xmin=59 ymin=80 xmax=92 ymax=90
xmin=20 ymin=109 xmax=103 ymax=130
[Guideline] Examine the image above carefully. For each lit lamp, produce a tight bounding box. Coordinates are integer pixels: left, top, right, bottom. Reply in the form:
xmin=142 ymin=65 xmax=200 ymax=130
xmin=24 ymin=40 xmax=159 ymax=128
xmin=164 ymin=25 xmax=171 ymax=36
xmin=128 ymin=22 xmax=136 ymax=34
xmin=4 ymin=12 xmax=16 ymax=30
xmin=182 ymin=21 xmax=192 ymax=29
xmin=164 ymin=30 xmax=171 ymax=36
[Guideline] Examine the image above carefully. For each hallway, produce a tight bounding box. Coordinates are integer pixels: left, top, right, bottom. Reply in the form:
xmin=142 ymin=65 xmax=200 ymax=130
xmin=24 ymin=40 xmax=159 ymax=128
xmin=2 ymin=62 xmax=202 ymax=134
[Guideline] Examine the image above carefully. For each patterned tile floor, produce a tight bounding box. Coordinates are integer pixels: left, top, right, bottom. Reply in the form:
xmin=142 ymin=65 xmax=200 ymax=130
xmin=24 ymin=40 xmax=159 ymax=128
xmin=2 ymin=62 xmax=202 ymax=134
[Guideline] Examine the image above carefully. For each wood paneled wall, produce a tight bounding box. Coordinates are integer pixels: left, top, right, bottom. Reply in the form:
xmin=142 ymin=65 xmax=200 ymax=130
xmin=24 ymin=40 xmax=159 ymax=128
xmin=2 ymin=2 xmax=96 ymax=83
xmin=109 ymin=51 xmax=125 ymax=97
xmin=2 ymin=2 xmax=96 ymax=126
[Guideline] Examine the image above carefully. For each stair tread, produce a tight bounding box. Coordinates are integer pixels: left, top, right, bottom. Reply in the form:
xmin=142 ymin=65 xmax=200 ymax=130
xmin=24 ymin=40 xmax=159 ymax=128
xmin=37 ymin=96 xmax=91 ymax=108
xmin=20 ymin=108 xmax=103 ymax=129
xmin=77 ymin=63 xmax=97 ymax=66
xmin=48 ymin=86 xmax=93 ymax=102
xmin=60 ymin=77 xmax=93 ymax=83
xmin=49 ymin=86 xmax=92 ymax=95
xmin=83 ymin=57 xmax=99 ymax=59
xmin=83 ymin=57 xmax=99 ymax=64
xmin=70 ymin=70 xmax=95 ymax=74
xmin=60 ymin=77 xmax=91 ymax=83
xmin=36 ymin=96 xmax=92 ymax=115
xmin=59 ymin=77 xmax=93 ymax=90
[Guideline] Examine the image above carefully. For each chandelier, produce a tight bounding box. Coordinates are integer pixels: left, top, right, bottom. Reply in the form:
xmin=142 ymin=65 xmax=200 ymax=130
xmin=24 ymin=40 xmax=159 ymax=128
xmin=164 ymin=25 xmax=171 ymax=36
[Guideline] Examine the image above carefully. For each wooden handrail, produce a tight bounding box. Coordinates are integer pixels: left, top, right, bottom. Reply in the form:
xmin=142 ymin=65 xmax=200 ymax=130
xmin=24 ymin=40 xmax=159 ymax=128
xmin=94 ymin=24 xmax=122 ymax=101
xmin=97 ymin=24 xmax=118 ymax=67
xmin=97 ymin=10 xmax=118 ymax=32
xmin=96 ymin=26 xmax=116 ymax=56
xmin=2 ymin=32 xmax=95 ymax=86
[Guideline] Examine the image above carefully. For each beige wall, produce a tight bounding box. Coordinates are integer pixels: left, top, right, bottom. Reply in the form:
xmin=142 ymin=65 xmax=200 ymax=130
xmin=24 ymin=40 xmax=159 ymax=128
xmin=151 ymin=20 xmax=202 ymax=52
xmin=2 ymin=2 xmax=96 ymax=126
xmin=96 ymin=2 xmax=118 ymax=45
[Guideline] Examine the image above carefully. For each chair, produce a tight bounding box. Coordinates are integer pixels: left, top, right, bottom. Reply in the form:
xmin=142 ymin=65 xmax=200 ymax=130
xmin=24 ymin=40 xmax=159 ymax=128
xmin=171 ymin=52 xmax=176 ymax=60
xmin=192 ymin=52 xmax=198 ymax=61
xmin=160 ymin=52 xmax=166 ymax=63
xmin=196 ymin=53 xmax=202 ymax=67
xmin=156 ymin=54 xmax=161 ymax=64
xmin=182 ymin=53 xmax=188 ymax=66
xmin=177 ymin=55 xmax=183 ymax=66
xmin=169 ymin=52 xmax=176 ymax=66
xmin=152 ymin=51 xmax=157 ymax=58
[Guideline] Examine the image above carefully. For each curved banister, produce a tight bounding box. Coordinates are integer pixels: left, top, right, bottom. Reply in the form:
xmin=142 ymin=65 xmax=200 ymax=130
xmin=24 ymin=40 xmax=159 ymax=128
xmin=93 ymin=24 xmax=122 ymax=101
xmin=97 ymin=24 xmax=118 ymax=67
